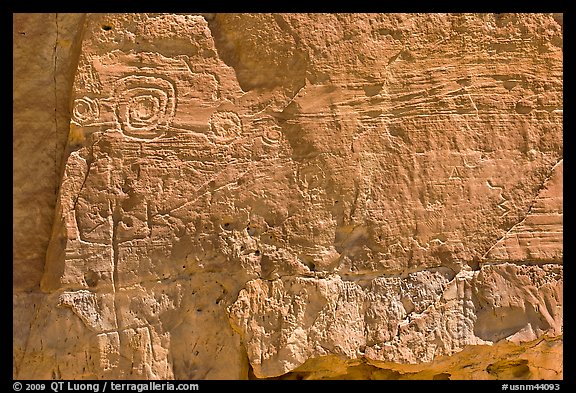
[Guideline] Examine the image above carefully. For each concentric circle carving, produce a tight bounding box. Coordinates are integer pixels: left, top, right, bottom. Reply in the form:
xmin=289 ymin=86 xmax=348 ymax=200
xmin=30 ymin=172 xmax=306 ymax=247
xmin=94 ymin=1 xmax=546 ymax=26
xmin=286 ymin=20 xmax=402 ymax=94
xmin=72 ymin=97 xmax=100 ymax=126
xmin=115 ymin=75 xmax=176 ymax=139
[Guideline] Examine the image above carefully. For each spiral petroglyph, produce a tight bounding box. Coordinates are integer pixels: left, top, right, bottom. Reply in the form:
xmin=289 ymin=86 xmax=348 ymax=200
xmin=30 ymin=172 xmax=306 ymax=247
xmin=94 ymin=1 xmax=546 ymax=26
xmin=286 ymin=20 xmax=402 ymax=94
xmin=114 ymin=75 xmax=176 ymax=139
xmin=72 ymin=97 xmax=100 ymax=126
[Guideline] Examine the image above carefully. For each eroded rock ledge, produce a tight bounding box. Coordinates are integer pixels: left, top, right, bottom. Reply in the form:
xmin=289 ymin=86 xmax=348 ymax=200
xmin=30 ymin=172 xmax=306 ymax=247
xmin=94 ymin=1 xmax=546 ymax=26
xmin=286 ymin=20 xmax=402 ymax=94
xmin=13 ymin=13 xmax=562 ymax=380
xmin=230 ymin=263 xmax=562 ymax=378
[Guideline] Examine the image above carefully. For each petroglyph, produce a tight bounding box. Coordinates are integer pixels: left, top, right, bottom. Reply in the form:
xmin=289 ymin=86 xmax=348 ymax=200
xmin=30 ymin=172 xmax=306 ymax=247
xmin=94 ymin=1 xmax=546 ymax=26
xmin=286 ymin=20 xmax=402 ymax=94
xmin=15 ymin=13 xmax=562 ymax=380
xmin=208 ymin=111 xmax=242 ymax=144
xmin=114 ymin=75 xmax=176 ymax=139
xmin=72 ymin=97 xmax=100 ymax=126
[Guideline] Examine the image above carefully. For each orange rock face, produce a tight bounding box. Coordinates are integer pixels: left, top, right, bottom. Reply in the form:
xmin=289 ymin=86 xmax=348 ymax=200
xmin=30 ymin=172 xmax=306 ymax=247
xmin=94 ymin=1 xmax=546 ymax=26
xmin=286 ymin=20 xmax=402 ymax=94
xmin=13 ymin=13 xmax=562 ymax=379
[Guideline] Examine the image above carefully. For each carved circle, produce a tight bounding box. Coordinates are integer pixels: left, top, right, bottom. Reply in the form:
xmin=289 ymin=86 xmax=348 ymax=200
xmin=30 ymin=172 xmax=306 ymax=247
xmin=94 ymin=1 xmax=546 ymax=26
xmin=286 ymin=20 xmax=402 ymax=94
xmin=209 ymin=111 xmax=242 ymax=144
xmin=260 ymin=119 xmax=282 ymax=146
xmin=263 ymin=129 xmax=282 ymax=144
xmin=115 ymin=75 xmax=176 ymax=139
xmin=72 ymin=97 xmax=99 ymax=126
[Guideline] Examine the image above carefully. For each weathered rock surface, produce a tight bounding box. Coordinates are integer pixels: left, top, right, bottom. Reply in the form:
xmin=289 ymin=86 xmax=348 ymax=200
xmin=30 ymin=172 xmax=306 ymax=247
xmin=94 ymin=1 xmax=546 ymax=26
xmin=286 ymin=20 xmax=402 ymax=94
xmin=13 ymin=14 xmax=86 ymax=292
xmin=230 ymin=263 xmax=562 ymax=377
xmin=14 ymin=13 xmax=562 ymax=379
xmin=13 ymin=13 xmax=87 ymax=377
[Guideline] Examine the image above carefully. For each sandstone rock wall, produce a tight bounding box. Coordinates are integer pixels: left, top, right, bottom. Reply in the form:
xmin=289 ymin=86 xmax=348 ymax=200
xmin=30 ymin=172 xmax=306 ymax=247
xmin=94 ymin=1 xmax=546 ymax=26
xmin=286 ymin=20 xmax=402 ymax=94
xmin=13 ymin=13 xmax=86 ymax=377
xmin=13 ymin=13 xmax=562 ymax=380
